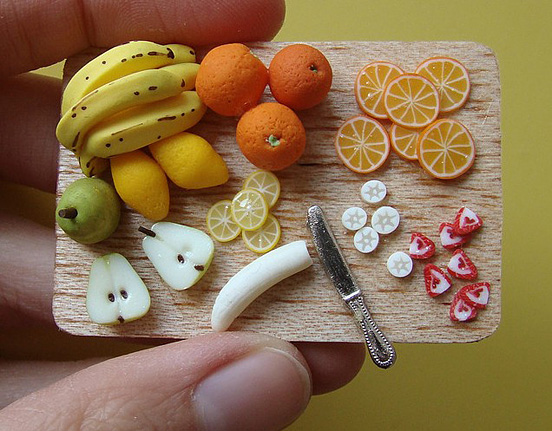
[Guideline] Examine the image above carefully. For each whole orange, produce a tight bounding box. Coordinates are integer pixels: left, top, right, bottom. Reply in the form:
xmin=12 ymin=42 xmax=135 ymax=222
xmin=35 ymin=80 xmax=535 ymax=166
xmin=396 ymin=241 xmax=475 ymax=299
xmin=236 ymin=102 xmax=306 ymax=171
xmin=196 ymin=43 xmax=268 ymax=117
xmin=269 ymin=44 xmax=332 ymax=110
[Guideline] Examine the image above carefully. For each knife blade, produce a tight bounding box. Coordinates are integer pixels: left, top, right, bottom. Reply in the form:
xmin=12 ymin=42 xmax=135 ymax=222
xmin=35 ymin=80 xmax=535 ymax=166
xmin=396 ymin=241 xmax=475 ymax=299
xmin=306 ymin=205 xmax=396 ymax=369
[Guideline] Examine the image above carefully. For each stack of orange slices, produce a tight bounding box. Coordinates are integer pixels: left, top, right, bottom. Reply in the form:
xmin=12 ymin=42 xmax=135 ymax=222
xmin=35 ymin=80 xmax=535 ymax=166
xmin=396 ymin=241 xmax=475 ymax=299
xmin=336 ymin=56 xmax=474 ymax=180
xmin=206 ymin=170 xmax=282 ymax=253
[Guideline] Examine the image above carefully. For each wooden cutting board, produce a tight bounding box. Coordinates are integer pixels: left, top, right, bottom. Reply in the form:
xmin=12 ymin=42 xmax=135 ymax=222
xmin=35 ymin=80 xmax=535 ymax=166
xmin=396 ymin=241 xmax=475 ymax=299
xmin=53 ymin=41 xmax=501 ymax=343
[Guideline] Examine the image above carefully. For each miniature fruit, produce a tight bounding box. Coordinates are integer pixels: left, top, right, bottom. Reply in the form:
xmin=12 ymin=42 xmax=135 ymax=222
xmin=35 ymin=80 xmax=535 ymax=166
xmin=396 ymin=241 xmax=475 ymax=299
xmin=453 ymin=207 xmax=483 ymax=235
xmin=268 ymin=44 xmax=332 ymax=110
xmin=236 ymin=102 xmax=306 ymax=171
xmin=355 ymin=61 xmax=404 ymax=119
xmin=450 ymin=294 xmax=478 ymax=322
xmin=230 ymin=189 xmax=269 ymax=231
xmin=335 ymin=115 xmax=390 ymax=174
xmin=56 ymin=177 xmax=120 ymax=244
xmin=424 ymin=264 xmax=453 ymax=297
xmin=439 ymin=222 xmax=470 ymax=249
xmin=86 ymin=253 xmax=151 ymax=325
xmin=61 ymin=41 xmax=195 ymax=115
xmin=242 ymin=170 xmax=281 ymax=208
xmin=206 ymin=200 xmax=242 ymax=243
xmin=83 ymin=91 xmax=206 ymax=159
xmin=196 ymin=43 xmax=268 ymax=116
xmin=149 ymin=132 xmax=228 ymax=189
xmin=458 ymin=282 xmax=490 ymax=309
xmin=141 ymin=222 xmax=214 ymax=290
xmin=383 ymin=73 xmax=440 ymax=129
xmin=211 ymin=241 xmax=313 ymax=332
xmin=110 ymin=150 xmax=170 ymax=221
xmin=415 ymin=57 xmax=470 ymax=113
xmin=242 ymin=213 xmax=281 ymax=254
xmin=447 ymin=249 xmax=478 ymax=280
xmin=409 ymin=232 xmax=435 ymax=259
xmin=417 ymin=119 xmax=476 ymax=180
xmin=389 ymin=124 xmax=419 ymax=161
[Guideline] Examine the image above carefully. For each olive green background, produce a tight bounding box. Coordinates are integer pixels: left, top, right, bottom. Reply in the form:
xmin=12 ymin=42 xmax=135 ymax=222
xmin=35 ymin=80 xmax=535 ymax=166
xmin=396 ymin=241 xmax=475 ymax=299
xmin=1 ymin=0 xmax=550 ymax=429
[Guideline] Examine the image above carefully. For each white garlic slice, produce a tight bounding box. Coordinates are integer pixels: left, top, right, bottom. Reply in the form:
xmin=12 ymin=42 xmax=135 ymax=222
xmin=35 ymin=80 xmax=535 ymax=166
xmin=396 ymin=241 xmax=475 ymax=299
xmin=371 ymin=206 xmax=400 ymax=234
xmin=361 ymin=180 xmax=387 ymax=203
xmin=211 ymin=241 xmax=313 ymax=332
xmin=386 ymin=251 xmax=413 ymax=278
xmin=86 ymin=253 xmax=151 ymax=325
xmin=353 ymin=226 xmax=379 ymax=253
xmin=341 ymin=207 xmax=367 ymax=231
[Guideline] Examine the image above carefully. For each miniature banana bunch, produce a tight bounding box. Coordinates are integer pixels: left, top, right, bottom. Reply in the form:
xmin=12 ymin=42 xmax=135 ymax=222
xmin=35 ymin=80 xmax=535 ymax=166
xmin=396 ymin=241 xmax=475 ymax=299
xmin=57 ymin=41 xmax=206 ymax=176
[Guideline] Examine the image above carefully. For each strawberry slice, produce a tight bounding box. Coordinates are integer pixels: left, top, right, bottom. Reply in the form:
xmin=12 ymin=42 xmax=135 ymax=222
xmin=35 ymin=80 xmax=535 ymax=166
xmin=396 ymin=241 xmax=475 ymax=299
xmin=409 ymin=232 xmax=435 ymax=259
xmin=447 ymin=249 xmax=478 ymax=280
xmin=458 ymin=282 xmax=490 ymax=309
xmin=453 ymin=207 xmax=483 ymax=235
xmin=424 ymin=264 xmax=452 ymax=297
xmin=450 ymin=294 xmax=478 ymax=322
xmin=439 ymin=222 xmax=470 ymax=250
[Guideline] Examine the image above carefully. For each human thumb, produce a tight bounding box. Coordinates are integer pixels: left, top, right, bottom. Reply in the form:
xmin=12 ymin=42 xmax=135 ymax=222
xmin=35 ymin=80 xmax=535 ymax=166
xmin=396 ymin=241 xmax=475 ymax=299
xmin=0 ymin=332 xmax=312 ymax=431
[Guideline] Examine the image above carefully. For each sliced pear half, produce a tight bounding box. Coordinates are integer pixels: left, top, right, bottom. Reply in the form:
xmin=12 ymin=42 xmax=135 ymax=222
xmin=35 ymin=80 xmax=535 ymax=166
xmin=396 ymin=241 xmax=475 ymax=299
xmin=86 ymin=253 xmax=151 ymax=325
xmin=141 ymin=222 xmax=214 ymax=290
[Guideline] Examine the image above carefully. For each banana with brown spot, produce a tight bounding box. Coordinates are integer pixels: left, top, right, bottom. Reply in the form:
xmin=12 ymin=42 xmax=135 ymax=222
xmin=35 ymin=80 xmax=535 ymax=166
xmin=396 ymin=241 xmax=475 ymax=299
xmin=56 ymin=62 xmax=200 ymax=154
xmin=61 ymin=41 xmax=196 ymax=115
xmin=84 ymin=91 xmax=206 ymax=158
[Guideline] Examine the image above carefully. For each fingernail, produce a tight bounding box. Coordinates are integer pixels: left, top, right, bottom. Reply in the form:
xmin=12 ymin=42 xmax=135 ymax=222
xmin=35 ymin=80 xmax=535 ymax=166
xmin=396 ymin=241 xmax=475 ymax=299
xmin=193 ymin=347 xmax=311 ymax=431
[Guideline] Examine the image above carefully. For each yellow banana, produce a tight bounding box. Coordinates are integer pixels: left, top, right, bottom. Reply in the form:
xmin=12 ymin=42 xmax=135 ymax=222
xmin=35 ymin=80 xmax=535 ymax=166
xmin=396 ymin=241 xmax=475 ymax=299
xmin=57 ymin=64 xmax=200 ymax=152
xmin=61 ymin=41 xmax=196 ymax=114
xmin=84 ymin=91 xmax=206 ymax=158
xmin=165 ymin=44 xmax=197 ymax=63
xmin=78 ymin=148 xmax=109 ymax=178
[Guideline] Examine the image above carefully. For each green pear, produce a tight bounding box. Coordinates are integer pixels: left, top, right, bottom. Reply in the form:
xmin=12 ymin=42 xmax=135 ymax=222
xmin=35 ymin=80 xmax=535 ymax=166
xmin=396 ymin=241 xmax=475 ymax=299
xmin=56 ymin=177 xmax=121 ymax=244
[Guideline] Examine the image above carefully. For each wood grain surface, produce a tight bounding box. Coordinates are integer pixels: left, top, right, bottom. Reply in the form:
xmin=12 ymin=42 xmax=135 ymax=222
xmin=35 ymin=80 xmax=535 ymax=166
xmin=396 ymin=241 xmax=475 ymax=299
xmin=53 ymin=41 xmax=502 ymax=343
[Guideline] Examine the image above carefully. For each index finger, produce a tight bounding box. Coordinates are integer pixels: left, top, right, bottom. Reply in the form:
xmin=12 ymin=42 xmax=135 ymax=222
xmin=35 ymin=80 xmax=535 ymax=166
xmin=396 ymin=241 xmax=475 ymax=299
xmin=0 ymin=0 xmax=286 ymax=77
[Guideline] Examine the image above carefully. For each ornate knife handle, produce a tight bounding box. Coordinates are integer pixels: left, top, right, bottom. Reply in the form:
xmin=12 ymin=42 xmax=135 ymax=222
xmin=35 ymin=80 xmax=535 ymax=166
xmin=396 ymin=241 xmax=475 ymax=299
xmin=345 ymin=293 xmax=396 ymax=369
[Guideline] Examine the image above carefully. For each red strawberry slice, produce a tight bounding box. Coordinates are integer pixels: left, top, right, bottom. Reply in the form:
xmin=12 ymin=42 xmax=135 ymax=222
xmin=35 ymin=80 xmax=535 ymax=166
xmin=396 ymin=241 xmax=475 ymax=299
xmin=447 ymin=249 xmax=478 ymax=280
xmin=450 ymin=294 xmax=478 ymax=322
xmin=439 ymin=223 xmax=470 ymax=250
xmin=453 ymin=207 xmax=483 ymax=235
xmin=424 ymin=264 xmax=453 ymax=297
xmin=409 ymin=232 xmax=436 ymax=259
xmin=458 ymin=282 xmax=490 ymax=309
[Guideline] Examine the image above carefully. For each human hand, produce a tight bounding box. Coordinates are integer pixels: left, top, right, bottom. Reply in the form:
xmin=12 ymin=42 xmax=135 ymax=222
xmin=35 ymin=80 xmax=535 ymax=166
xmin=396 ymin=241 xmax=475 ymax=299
xmin=0 ymin=1 xmax=365 ymax=429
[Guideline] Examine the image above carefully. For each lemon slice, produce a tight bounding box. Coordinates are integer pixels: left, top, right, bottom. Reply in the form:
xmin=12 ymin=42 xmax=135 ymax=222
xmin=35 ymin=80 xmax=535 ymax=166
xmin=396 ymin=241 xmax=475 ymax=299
xmin=231 ymin=189 xmax=269 ymax=231
xmin=206 ymin=200 xmax=241 ymax=242
xmin=242 ymin=214 xmax=281 ymax=253
xmin=242 ymin=170 xmax=281 ymax=208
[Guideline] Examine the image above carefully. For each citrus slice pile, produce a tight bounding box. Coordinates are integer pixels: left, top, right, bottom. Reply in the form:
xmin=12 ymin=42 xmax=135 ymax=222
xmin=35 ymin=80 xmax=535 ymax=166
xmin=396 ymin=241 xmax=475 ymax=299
xmin=242 ymin=214 xmax=282 ymax=253
xmin=206 ymin=200 xmax=242 ymax=242
xmin=389 ymin=124 xmax=419 ymax=161
xmin=355 ymin=61 xmax=404 ymax=119
xmin=383 ymin=73 xmax=440 ymax=129
xmin=417 ymin=119 xmax=475 ymax=179
xmin=335 ymin=115 xmax=390 ymax=174
xmin=206 ymin=170 xmax=282 ymax=253
xmin=415 ymin=57 xmax=471 ymax=113
xmin=242 ymin=170 xmax=281 ymax=208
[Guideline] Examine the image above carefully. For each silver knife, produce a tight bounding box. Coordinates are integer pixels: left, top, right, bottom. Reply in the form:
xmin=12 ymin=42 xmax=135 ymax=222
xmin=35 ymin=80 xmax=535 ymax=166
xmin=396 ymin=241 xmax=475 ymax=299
xmin=306 ymin=205 xmax=396 ymax=369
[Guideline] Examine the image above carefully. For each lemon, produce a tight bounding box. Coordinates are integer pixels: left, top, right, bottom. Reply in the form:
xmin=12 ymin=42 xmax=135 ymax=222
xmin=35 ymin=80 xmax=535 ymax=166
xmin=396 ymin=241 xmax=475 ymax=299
xmin=230 ymin=189 xmax=268 ymax=231
xmin=242 ymin=214 xmax=281 ymax=253
xmin=111 ymin=150 xmax=169 ymax=221
xmin=206 ymin=200 xmax=241 ymax=242
xmin=242 ymin=170 xmax=281 ymax=208
xmin=149 ymin=132 xmax=229 ymax=189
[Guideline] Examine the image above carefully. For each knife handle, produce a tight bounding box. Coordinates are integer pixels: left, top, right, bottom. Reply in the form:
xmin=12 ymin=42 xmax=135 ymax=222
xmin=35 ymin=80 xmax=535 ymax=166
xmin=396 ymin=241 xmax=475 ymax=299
xmin=346 ymin=294 xmax=396 ymax=369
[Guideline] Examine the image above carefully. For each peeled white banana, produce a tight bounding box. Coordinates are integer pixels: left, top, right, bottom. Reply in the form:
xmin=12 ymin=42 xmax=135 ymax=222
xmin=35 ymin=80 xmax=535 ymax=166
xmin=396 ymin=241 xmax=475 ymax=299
xmin=61 ymin=40 xmax=196 ymax=115
xmin=211 ymin=241 xmax=313 ymax=332
xmin=84 ymin=91 xmax=206 ymax=158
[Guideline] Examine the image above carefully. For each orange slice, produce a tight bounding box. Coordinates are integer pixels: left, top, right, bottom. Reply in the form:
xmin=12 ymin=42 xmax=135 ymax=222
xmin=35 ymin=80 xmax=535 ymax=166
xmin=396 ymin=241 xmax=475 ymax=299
xmin=389 ymin=124 xmax=420 ymax=161
xmin=335 ymin=115 xmax=390 ymax=174
xmin=417 ymin=119 xmax=475 ymax=180
xmin=354 ymin=61 xmax=404 ymax=119
xmin=383 ymin=73 xmax=440 ymax=129
xmin=415 ymin=57 xmax=470 ymax=113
